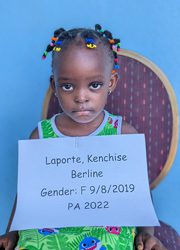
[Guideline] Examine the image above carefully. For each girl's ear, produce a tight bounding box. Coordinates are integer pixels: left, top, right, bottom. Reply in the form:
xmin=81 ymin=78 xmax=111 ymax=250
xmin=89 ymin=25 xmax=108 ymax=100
xmin=108 ymin=72 xmax=119 ymax=93
xmin=50 ymin=75 xmax=56 ymax=92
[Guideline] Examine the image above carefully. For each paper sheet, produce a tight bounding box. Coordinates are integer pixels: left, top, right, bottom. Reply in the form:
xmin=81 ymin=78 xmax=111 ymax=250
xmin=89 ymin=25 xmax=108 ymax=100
xmin=11 ymin=134 xmax=159 ymax=230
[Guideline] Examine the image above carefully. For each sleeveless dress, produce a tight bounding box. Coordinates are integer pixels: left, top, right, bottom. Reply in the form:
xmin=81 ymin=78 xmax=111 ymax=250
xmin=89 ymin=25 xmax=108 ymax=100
xmin=17 ymin=111 xmax=135 ymax=250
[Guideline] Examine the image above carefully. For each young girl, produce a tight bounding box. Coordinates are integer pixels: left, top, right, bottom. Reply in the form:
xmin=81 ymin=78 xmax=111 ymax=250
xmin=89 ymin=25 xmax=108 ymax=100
xmin=0 ymin=24 xmax=167 ymax=250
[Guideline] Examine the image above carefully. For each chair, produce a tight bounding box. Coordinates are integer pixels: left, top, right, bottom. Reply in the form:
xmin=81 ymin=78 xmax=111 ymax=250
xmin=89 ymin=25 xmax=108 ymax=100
xmin=42 ymin=49 xmax=180 ymax=249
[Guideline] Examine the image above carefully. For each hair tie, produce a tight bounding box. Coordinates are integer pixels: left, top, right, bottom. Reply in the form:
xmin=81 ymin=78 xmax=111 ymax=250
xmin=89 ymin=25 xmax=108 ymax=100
xmin=114 ymin=58 xmax=118 ymax=63
xmin=85 ymin=38 xmax=96 ymax=49
xmin=55 ymin=40 xmax=63 ymax=45
xmin=42 ymin=24 xmax=121 ymax=68
xmin=117 ymin=42 xmax=121 ymax=52
xmin=95 ymin=24 xmax=102 ymax=31
xmin=109 ymin=39 xmax=115 ymax=44
xmin=114 ymin=64 xmax=120 ymax=69
xmin=51 ymin=37 xmax=58 ymax=41
xmin=42 ymin=51 xmax=48 ymax=60
xmin=53 ymin=47 xmax=61 ymax=52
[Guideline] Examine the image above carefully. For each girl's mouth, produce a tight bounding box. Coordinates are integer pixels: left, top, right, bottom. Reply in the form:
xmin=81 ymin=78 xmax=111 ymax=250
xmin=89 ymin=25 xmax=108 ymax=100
xmin=73 ymin=109 xmax=93 ymax=115
xmin=74 ymin=111 xmax=91 ymax=116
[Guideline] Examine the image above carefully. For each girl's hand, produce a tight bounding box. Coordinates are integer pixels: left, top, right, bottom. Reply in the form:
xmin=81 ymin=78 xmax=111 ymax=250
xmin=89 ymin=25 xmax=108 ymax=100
xmin=0 ymin=231 xmax=18 ymax=250
xmin=135 ymin=232 xmax=167 ymax=250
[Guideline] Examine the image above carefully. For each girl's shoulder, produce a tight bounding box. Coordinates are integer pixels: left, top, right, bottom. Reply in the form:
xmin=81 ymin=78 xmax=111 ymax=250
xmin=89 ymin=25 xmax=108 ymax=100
xmin=107 ymin=112 xmax=137 ymax=135
xmin=121 ymin=121 xmax=137 ymax=134
xmin=29 ymin=127 xmax=39 ymax=139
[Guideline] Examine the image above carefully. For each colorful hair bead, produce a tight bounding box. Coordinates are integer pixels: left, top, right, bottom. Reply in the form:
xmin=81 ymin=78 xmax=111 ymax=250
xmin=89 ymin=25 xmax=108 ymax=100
xmin=117 ymin=42 xmax=121 ymax=52
xmin=42 ymin=24 xmax=121 ymax=71
xmin=85 ymin=38 xmax=96 ymax=49
xmin=42 ymin=51 xmax=48 ymax=60
xmin=53 ymin=47 xmax=61 ymax=52
xmin=55 ymin=41 xmax=63 ymax=45
xmin=95 ymin=24 xmax=121 ymax=73
xmin=109 ymin=39 xmax=115 ymax=44
xmin=95 ymin=24 xmax=103 ymax=32
xmin=51 ymin=37 xmax=58 ymax=41
xmin=85 ymin=38 xmax=94 ymax=43
xmin=114 ymin=58 xmax=118 ymax=63
xmin=114 ymin=64 xmax=120 ymax=69
xmin=42 ymin=28 xmax=66 ymax=59
xmin=87 ymin=43 xmax=97 ymax=49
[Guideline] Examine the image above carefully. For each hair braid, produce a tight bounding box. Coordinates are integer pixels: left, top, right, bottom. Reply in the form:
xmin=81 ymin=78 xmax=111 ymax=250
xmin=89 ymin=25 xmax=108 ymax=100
xmin=42 ymin=24 xmax=121 ymax=73
xmin=95 ymin=24 xmax=104 ymax=36
xmin=42 ymin=28 xmax=65 ymax=59
xmin=103 ymin=29 xmax=121 ymax=72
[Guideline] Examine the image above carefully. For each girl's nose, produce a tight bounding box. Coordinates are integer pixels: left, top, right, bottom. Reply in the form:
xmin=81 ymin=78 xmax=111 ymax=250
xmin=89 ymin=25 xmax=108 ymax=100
xmin=74 ymin=89 xmax=89 ymax=103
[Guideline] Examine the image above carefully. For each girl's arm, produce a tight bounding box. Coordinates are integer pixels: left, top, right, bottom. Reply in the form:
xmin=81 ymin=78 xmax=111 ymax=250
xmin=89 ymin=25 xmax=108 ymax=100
xmin=122 ymin=122 xmax=167 ymax=250
xmin=6 ymin=128 xmax=39 ymax=230
xmin=0 ymin=231 xmax=19 ymax=250
xmin=135 ymin=227 xmax=167 ymax=250
xmin=0 ymin=128 xmax=40 ymax=249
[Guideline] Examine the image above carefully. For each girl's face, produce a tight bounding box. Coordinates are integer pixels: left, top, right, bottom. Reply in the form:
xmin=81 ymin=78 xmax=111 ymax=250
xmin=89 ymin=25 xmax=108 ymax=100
xmin=52 ymin=45 xmax=118 ymax=126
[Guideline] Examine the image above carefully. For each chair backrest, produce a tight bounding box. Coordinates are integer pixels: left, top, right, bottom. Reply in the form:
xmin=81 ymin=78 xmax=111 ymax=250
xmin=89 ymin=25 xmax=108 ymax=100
xmin=42 ymin=49 xmax=178 ymax=189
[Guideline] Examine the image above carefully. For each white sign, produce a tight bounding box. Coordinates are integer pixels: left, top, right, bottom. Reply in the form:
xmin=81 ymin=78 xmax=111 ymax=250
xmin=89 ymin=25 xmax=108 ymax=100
xmin=11 ymin=134 xmax=159 ymax=231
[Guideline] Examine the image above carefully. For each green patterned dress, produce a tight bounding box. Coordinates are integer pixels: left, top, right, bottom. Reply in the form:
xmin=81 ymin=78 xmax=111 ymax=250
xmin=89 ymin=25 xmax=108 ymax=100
xmin=17 ymin=111 xmax=135 ymax=250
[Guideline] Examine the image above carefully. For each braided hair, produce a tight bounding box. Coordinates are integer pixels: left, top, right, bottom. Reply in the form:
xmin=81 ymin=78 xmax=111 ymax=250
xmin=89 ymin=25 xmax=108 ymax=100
xmin=42 ymin=24 xmax=121 ymax=73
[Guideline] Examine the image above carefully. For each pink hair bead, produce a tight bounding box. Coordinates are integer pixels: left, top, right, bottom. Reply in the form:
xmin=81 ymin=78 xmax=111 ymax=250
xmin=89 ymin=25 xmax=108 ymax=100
xmin=114 ymin=58 xmax=118 ymax=63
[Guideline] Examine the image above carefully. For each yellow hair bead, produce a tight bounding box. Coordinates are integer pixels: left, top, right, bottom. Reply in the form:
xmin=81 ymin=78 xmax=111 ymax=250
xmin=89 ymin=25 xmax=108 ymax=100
xmin=53 ymin=47 xmax=61 ymax=52
xmin=87 ymin=43 xmax=97 ymax=49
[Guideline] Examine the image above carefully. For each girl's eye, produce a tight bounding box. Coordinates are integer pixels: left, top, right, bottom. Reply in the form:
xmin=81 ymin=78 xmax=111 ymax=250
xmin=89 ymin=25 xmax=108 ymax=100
xmin=61 ymin=83 xmax=74 ymax=91
xmin=89 ymin=82 xmax=103 ymax=90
